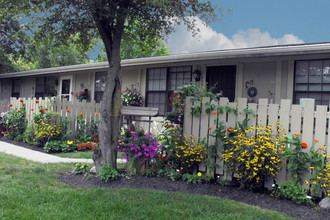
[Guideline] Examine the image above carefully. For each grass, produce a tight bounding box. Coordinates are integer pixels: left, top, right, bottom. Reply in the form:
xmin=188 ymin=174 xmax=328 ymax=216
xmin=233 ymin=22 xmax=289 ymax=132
xmin=0 ymin=153 xmax=294 ymax=220
xmin=55 ymin=151 xmax=93 ymax=159
xmin=55 ymin=151 xmax=125 ymax=160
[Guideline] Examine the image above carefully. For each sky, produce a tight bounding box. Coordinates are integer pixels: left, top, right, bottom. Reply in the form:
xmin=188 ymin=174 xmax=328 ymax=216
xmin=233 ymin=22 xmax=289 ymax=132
xmin=165 ymin=0 xmax=330 ymax=54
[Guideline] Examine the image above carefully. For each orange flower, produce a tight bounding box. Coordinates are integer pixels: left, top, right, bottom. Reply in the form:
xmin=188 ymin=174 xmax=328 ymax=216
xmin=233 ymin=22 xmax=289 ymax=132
xmin=79 ymin=112 xmax=83 ymax=116
xmin=171 ymin=128 xmax=175 ymax=131
xmin=26 ymin=114 xmax=30 ymax=117
xmin=166 ymin=124 xmax=171 ymax=129
xmin=66 ymin=110 xmax=70 ymax=113
xmin=227 ymin=127 xmax=232 ymax=132
xmin=301 ymin=142 xmax=308 ymax=149
xmin=294 ymin=134 xmax=301 ymax=137
xmin=3 ymin=106 xmax=6 ymax=109
xmin=319 ymin=147 xmax=324 ymax=151
xmin=174 ymin=135 xmax=178 ymax=138
xmin=211 ymin=111 xmax=217 ymax=115
xmin=208 ymin=127 xmax=212 ymax=130
xmin=314 ymin=139 xmax=319 ymax=143
xmin=95 ymin=112 xmax=99 ymax=116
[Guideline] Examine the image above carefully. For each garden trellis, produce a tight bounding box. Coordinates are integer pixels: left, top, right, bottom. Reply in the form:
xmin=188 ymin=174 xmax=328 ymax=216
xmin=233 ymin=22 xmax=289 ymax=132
xmin=183 ymin=96 xmax=330 ymax=190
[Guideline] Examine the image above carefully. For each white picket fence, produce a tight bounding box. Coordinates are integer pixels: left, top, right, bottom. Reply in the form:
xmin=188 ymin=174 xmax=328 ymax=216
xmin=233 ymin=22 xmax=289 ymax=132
xmin=8 ymin=97 xmax=101 ymax=134
xmin=184 ymin=96 xmax=330 ymax=189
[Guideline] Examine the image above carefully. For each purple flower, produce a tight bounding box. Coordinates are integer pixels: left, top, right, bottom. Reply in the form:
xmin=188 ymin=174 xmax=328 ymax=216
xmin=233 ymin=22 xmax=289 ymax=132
xmin=146 ymin=153 xmax=149 ymax=157
xmin=117 ymin=149 xmax=121 ymax=152
xmin=127 ymin=129 xmax=131 ymax=132
xmin=144 ymin=158 xmax=148 ymax=161
xmin=124 ymin=143 xmax=127 ymax=146
xmin=134 ymin=137 xmax=138 ymax=141
xmin=142 ymin=144 xmax=146 ymax=148
xmin=145 ymin=135 xmax=149 ymax=138
xmin=138 ymin=152 xmax=142 ymax=156
xmin=144 ymin=148 xmax=149 ymax=151
xmin=133 ymin=155 xmax=138 ymax=158
xmin=129 ymin=143 xmax=133 ymax=147
xmin=150 ymin=154 xmax=154 ymax=158
xmin=130 ymin=147 xmax=134 ymax=150
xmin=123 ymin=155 xmax=127 ymax=159
xmin=131 ymin=132 xmax=136 ymax=136
xmin=149 ymin=139 xmax=152 ymax=142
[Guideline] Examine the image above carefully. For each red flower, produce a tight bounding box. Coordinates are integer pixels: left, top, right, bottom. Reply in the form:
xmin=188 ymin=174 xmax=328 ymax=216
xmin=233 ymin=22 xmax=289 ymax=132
xmin=94 ymin=136 xmax=98 ymax=142
xmin=31 ymin=109 xmax=34 ymax=111
xmin=39 ymin=109 xmax=43 ymax=113
xmin=74 ymin=139 xmax=77 ymax=142
xmin=36 ymin=100 xmax=39 ymax=104
xmin=66 ymin=110 xmax=70 ymax=113
xmin=181 ymin=106 xmax=185 ymax=109
xmin=166 ymin=164 xmax=171 ymax=167
xmin=19 ymin=100 xmax=23 ymax=103
xmin=301 ymin=142 xmax=308 ymax=149
xmin=3 ymin=106 xmax=6 ymax=109
xmin=211 ymin=111 xmax=217 ymax=115
xmin=44 ymin=108 xmax=48 ymax=111
xmin=9 ymin=104 xmax=13 ymax=107
xmin=227 ymin=127 xmax=232 ymax=132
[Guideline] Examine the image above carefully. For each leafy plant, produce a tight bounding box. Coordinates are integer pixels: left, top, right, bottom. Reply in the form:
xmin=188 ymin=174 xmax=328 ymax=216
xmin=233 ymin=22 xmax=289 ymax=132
xmin=73 ymin=162 xmax=89 ymax=175
xmin=283 ymin=134 xmax=312 ymax=184
xmin=97 ymin=164 xmax=119 ymax=182
xmin=222 ymin=123 xmax=285 ymax=188
xmin=2 ymin=101 xmax=26 ymax=141
xmin=44 ymin=140 xmax=76 ymax=153
xmin=117 ymin=128 xmax=162 ymax=175
xmin=182 ymin=172 xmax=202 ymax=184
xmin=121 ymin=88 xmax=143 ymax=106
xmin=271 ymin=181 xmax=313 ymax=206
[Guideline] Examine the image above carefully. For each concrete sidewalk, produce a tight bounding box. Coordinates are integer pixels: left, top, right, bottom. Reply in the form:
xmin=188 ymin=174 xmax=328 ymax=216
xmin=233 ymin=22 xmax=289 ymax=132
xmin=0 ymin=141 xmax=95 ymax=164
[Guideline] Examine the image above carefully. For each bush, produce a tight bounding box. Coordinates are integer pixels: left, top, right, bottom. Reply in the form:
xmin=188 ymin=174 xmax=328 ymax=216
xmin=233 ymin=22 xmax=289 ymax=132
xmin=3 ymin=102 xmax=26 ymax=141
xmin=222 ymin=123 xmax=285 ymax=188
xmin=272 ymin=181 xmax=313 ymax=206
xmin=73 ymin=162 xmax=89 ymax=175
xmin=121 ymin=88 xmax=143 ymax=106
xmin=117 ymin=128 xmax=162 ymax=175
xmin=97 ymin=164 xmax=118 ymax=182
xmin=44 ymin=140 xmax=76 ymax=153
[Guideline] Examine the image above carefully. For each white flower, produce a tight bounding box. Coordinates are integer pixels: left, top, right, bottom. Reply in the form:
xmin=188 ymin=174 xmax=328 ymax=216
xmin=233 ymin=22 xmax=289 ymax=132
xmin=306 ymin=196 xmax=312 ymax=199
xmin=272 ymin=184 xmax=275 ymax=187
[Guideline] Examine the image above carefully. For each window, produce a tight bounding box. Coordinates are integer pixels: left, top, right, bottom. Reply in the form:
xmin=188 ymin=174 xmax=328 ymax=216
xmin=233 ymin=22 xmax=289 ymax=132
xmin=294 ymin=60 xmax=330 ymax=106
xmin=35 ymin=76 xmax=57 ymax=98
xmin=146 ymin=66 xmax=192 ymax=115
xmin=94 ymin=71 xmax=107 ymax=103
xmin=11 ymin=79 xmax=20 ymax=98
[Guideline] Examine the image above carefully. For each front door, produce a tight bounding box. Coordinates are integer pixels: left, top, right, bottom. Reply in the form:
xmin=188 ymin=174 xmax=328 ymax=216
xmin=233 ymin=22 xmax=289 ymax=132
xmin=206 ymin=66 xmax=236 ymax=102
xmin=60 ymin=75 xmax=73 ymax=101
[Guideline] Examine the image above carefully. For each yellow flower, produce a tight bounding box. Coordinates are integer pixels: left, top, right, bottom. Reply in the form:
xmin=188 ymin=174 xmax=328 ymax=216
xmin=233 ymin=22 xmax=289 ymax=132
xmin=305 ymin=181 xmax=309 ymax=185
xmin=67 ymin=140 xmax=73 ymax=145
xmin=197 ymin=172 xmax=202 ymax=177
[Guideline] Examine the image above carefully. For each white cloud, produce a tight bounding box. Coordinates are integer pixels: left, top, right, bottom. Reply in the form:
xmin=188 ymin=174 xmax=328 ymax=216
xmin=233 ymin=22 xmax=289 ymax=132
xmin=165 ymin=17 xmax=304 ymax=54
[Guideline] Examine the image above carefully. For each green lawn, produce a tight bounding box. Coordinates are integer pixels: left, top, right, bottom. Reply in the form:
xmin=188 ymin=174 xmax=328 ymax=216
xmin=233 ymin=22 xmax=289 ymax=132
xmin=0 ymin=153 xmax=294 ymax=220
xmin=55 ymin=151 xmax=124 ymax=159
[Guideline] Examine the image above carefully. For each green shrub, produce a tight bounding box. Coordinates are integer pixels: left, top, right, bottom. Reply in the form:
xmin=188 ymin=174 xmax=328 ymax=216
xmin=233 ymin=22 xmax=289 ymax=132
xmin=44 ymin=140 xmax=76 ymax=153
xmin=271 ymin=180 xmax=313 ymax=206
xmin=73 ymin=162 xmax=89 ymax=175
xmin=97 ymin=164 xmax=119 ymax=182
xmin=3 ymin=102 xmax=26 ymax=141
xmin=182 ymin=172 xmax=202 ymax=184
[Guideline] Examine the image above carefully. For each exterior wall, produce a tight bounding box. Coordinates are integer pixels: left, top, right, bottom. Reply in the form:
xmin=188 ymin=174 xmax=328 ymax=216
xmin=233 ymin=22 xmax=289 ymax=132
xmin=20 ymin=77 xmax=34 ymax=98
xmin=1 ymin=79 xmax=12 ymax=100
xmin=242 ymin=61 xmax=277 ymax=103
xmin=73 ymin=71 xmax=93 ymax=101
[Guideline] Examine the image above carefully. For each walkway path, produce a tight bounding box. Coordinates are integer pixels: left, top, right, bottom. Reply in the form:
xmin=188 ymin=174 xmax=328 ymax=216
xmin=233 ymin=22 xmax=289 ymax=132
xmin=0 ymin=141 xmax=124 ymax=164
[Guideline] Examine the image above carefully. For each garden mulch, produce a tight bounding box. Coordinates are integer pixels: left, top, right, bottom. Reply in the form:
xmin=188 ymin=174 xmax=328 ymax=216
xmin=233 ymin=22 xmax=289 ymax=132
xmin=2 ymin=137 xmax=330 ymax=219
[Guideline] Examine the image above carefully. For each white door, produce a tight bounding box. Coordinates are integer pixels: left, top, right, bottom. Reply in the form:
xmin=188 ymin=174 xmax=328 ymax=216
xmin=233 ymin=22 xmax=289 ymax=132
xmin=60 ymin=75 xmax=73 ymax=101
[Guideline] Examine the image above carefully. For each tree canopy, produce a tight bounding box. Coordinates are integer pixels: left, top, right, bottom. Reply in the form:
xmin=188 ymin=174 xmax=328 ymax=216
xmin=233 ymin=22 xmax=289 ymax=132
xmin=1 ymin=0 xmax=221 ymax=169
